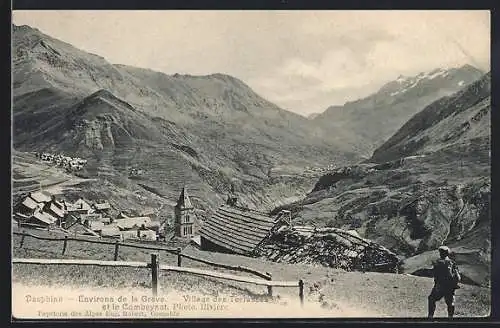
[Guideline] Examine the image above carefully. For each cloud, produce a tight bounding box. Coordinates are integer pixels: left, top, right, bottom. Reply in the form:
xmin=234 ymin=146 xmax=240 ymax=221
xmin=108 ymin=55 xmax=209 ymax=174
xmin=13 ymin=10 xmax=490 ymax=116
xmin=249 ymin=11 xmax=490 ymax=114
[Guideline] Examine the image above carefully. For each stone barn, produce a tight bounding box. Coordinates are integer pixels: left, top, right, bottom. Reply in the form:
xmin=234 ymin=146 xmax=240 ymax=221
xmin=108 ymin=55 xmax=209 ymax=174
xmin=67 ymin=198 xmax=92 ymax=216
xmin=30 ymin=191 xmax=52 ymax=204
xmin=24 ymin=210 xmax=57 ymax=229
xmin=45 ymin=197 xmax=67 ymax=226
xmin=17 ymin=195 xmax=41 ymax=216
xmin=92 ymin=201 xmax=111 ymax=215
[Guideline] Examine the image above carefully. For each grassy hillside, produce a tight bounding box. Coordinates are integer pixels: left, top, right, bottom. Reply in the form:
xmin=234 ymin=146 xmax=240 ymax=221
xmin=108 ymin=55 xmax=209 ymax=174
xmin=12 ymin=227 xmax=490 ymax=318
xmin=12 ymin=24 xmax=361 ymax=216
xmin=11 ymin=150 xmax=170 ymax=218
xmin=272 ymin=73 xmax=491 ymax=288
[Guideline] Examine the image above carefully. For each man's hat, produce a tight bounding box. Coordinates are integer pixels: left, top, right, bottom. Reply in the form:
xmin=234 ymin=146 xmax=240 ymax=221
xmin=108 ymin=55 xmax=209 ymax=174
xmin=438 ymin=245 xmax=450 ymax=253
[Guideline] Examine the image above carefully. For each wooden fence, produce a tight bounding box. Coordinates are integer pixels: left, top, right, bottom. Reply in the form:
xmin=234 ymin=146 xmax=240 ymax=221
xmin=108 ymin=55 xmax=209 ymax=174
xmin=12 ymin=255 xmax=304 ymax=305
xmin=13 ymin=230 xmax=272 ymax=280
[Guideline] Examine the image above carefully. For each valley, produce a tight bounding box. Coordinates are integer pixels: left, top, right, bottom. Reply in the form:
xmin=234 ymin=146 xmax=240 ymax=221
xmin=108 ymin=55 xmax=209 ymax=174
xmin=11 ymin=21 xmax=491 ymax=318
xmin=12 ymin=23 xmax=358 ymax=218
xmin=272 ymin=73 xmax=491 ymax=287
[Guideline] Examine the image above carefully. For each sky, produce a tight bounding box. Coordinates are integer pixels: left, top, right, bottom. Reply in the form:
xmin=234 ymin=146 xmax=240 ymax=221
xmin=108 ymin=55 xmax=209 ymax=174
xmin=12 ymin=10 xmax=490 ymax=116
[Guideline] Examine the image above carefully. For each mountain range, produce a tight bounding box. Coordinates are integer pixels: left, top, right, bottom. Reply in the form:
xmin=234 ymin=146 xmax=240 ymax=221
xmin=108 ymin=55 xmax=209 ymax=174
xmin=311 ymin=64 xmax=485 ymax=157
xmin=273 ymin=72 xmax=490 ymax=286
xmin=12 ymin=23 xmax=359 ymax=215
xmin=11 ymin=24 xmax=490 ymax=285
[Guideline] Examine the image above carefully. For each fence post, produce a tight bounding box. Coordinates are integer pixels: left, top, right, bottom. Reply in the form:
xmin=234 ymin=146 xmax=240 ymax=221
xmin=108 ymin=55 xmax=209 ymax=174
xmin=62 ymin=235 xmax=68 ymax=255
xmin=19 ymin=231 xmax=26 ymax=249
xmin=114 ymin=240 xmax=120 ymax=261
xmin=177 ymin=247 xmax=182 ymax=267
xmin=266 ymin=272 xmax=273 ymax=297
xmin=17 ymin=219 xmax=21 ymax=228
xmin=151 ymin=253 xmax=159 ymax=296
xmin=298 ymin=279 xmax=304 ymax=307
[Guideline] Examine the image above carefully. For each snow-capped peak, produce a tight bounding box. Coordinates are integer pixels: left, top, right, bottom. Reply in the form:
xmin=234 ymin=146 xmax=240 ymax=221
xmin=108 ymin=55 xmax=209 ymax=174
xmin=396 ymin=75 xmax=405 ymax=83
xmin=427 ymin=68 xmax=449 ymax=80
xmin=388 ymin=68 xmax=453 ymax=97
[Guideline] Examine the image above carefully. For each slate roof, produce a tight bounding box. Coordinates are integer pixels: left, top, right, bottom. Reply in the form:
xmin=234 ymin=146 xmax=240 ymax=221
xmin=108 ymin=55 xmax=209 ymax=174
xmin=73 ymin=198 xmax=92 ymax=211
xmin=121 ymin=230 xmax=139 ymax=240
xmin=45 ymin=211 xmax=59 ymax=223
xmin=100 ymin=225 xmax=121 ymax=237
xmin=81 ymin=213 xmax=103 ymax=221
xmin=66 ymin=205 xmax=84 ymax=212
xmin=30 ymin=191 xmax=52 ymax=203
xmin=117 ymin=212 xmax=130 ymax=219
xmin=32 ymin=211 xmax=57 ymax=225
xmin=22 ymin=197 xmax=40 ymax=210
xmin=66 ymin=223 xmax=91 ymax=235
xmin=141 ymin=220 xmax=161 ymax=231
xmin=200 ymin=204 xmax=278 ymax=255
xmin=88 ymin=221 xmax=105 ymax=231
xmin=93 ymin=202 xmax=111 ymax=211
xmin=53 ymin=199 xmax=66 ymax=209
xmin=49 ymin=203 xmax=66 ymax=218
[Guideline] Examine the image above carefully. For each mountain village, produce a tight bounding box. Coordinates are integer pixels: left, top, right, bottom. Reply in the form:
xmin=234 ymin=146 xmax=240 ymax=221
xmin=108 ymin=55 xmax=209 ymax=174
xmin=34 ymin=152 xmax=88 ymax=172
xmin=10 ymin=16 xmax=491 ymax=318
xmin=13 ymin=151 xmax=401 ymax=274
xmin=15 ymin=187 xmax=173 ymax=242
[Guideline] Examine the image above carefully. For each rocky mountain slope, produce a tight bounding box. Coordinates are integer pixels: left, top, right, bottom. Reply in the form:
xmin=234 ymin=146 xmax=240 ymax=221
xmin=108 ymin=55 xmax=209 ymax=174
xmin=273 ymin=73 xmax=491 ymax=286
xmin=12 ymin=24 xmax=360 ymax=216
xmin=312 ymin=65 xmax=485 ymax=157
xmin=370 ymin=72 xmax=491 ymax=163
xmin=12 ymin=24 xmax=490 ymax=286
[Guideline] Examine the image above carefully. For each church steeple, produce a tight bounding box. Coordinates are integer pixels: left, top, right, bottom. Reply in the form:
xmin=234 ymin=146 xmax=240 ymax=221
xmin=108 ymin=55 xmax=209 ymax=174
xmin=174 ymin=186 xmax=195 ymax=238
xmin=226 ymin=183 xmax=238 ymax=206
xmin=176 ymin=186 xmax=193 ymax=210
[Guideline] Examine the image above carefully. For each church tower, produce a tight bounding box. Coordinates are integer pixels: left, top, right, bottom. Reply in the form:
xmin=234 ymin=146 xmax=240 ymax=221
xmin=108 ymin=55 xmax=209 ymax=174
xmin=174 ymin=187 xmax=195 ymax=238
xmin=226 ymin=184 xmax=238 ymax=207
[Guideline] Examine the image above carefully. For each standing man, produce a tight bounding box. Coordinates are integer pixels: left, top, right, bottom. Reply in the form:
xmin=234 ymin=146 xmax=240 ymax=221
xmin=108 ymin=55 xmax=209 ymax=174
xmin=428 ymin=245 xmax=461 ymax=318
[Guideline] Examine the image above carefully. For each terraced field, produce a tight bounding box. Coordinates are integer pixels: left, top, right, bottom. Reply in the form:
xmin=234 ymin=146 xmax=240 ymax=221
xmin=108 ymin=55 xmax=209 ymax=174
xmin=12 ymin=150 xmax=102 ymax=197
xmin=12 ymin=151 xmax=69 ymax=194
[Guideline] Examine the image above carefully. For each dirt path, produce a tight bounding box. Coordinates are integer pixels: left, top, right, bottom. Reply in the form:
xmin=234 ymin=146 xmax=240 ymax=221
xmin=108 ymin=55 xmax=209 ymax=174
xmin=43 ymin=177 xmax=98 ymax=195
xmin=12 ymin=152 xmax=96 ymax=195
